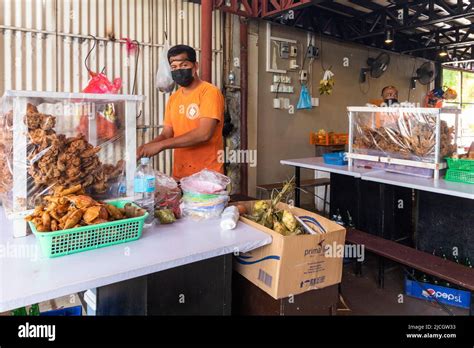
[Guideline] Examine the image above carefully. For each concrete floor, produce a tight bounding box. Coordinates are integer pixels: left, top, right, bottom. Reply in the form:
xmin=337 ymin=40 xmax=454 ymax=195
xmin=338 ymin=253 xmax=469 ymax=316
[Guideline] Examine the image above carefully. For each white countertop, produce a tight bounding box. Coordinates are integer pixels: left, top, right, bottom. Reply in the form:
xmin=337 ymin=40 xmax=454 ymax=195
xmin=0 ymin=208 xmax=271 ymax=312
xmin=280 ymin=156 xmax=474 ymax=199
xmin=280 ymin=157 xmax=379 ymax=178
xmin=362 ymin=170 xmax=474 ymax=199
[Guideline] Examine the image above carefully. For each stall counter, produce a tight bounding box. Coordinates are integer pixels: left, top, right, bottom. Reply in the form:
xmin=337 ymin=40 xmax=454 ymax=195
xmin=0 ymin=207 xmax=271 ymax=313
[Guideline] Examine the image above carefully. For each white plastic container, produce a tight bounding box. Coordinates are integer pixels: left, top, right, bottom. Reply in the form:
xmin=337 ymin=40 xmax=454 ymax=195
xmin=220 ymin=205 xmax=239 ymax=230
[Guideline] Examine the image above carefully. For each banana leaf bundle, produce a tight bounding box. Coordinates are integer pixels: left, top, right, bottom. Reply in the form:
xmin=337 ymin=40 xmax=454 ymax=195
xmin=245 ymin=177 xmax=305 ymax=236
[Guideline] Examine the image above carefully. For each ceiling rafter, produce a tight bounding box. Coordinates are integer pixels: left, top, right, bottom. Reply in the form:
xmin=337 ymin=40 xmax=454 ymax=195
xmin=211 ymin=0 xmax=474 ymax=67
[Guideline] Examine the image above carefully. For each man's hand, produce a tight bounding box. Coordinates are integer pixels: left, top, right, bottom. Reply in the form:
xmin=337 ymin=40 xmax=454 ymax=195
xmin=136 ymin=142 xmax=163 ymax=159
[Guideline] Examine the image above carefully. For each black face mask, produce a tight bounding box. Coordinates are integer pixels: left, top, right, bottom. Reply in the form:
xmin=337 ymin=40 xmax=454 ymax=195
xmin=384 ymin=98 xmax=399 ymax=106
xmin=171 ymin=68 xmax=194 ymax=87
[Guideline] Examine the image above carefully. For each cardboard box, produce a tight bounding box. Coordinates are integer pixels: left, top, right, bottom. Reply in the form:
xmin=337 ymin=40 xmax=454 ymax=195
xmin=405 ymin=277 xmax=471 ymax=309
xmin=232 ymin=201 xmax=346 ymax=299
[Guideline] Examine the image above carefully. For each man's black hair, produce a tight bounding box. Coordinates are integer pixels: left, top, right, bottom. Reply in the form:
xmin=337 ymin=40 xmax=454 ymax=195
xmin=167 ymin=45 xmax=197 ymax=63
xmin=381 ymin=85 xmax=398 ymax=96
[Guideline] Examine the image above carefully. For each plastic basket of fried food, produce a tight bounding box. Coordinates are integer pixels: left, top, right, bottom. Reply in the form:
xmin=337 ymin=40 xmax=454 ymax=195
xmin=25 ymin=184 xmax=148 ymax=258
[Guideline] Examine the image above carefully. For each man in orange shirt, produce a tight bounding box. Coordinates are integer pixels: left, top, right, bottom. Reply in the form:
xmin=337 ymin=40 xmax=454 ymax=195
xmin=137 ymin=45 xmax=224 ymax=180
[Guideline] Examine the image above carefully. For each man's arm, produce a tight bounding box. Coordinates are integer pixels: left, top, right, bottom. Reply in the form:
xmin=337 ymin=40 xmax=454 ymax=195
xmin=150 ymin=125 xmax=174 ymax=143
xmin=137 ymin=125 xmax=173 ymax=158
xmin=138 ymin=118 xmax=218 ymax=158
xmin=160 ymin=118 xmax=217 ymax=149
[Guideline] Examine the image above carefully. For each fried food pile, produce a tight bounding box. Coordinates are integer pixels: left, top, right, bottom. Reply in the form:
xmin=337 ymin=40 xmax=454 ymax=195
xmin=25 ymin=103 xmax=123 ymax=193
xmin=25 ymin=184 xmax=146 ymax=232
xmin=354 ymin=119 xmax=456 ymax=159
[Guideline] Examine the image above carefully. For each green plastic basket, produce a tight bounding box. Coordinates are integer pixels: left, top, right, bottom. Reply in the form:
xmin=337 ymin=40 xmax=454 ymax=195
xmin=445 ymin=157 xmax=474 ymax=172
xmin=29 ymin=200 xmax=148 ymax=258
xmin=445 ymin=169 xmax=474 ymax=184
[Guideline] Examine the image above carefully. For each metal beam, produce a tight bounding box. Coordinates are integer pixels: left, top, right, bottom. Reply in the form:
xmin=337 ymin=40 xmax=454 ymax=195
xmin=214 ymin=0 xmax=259 ymax=17
xmin=261 ymin=0 xmax=313 ymax=18
xmin=349 ymin=0 xmax=474 ymax=41
xmin=212 ymin=0 xmax=474 ymax=66
xmin=349 ymin=0 xmax=383 ymax=11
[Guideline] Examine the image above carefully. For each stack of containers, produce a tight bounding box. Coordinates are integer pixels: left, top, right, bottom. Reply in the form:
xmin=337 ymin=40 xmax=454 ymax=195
xmin=180 ymin=169 xmax=231 ymax=219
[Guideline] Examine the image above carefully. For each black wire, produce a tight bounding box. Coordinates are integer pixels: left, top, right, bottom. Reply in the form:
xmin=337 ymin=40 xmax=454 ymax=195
xmin=164 ymin=0 xmax=168 ymax=42
xmin=359 ymin=75 xmax=370 ymax=95
xmin=301 ymin=42 xmax=309 ymax=71
xmin=85 ymin=34 xmax=106 ymax=74
xmin=319 ymin=31 xmax=330 ymax=71
xmin=299 ymin=42 xmax=310 ymax=86
xmin=359 ymin=47 xmax=371 ymax=95
xmin=408 ymin=58 xmax=417 ymax=101
xmin=84 ymin=34 xmax=97 ymax=73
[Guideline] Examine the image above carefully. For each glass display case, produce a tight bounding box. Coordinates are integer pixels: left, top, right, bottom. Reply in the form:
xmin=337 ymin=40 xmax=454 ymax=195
xmin=347 ymin=106 xmax=460 ymax=180
xmin=0 ymin=90 xmax=145 ymax=237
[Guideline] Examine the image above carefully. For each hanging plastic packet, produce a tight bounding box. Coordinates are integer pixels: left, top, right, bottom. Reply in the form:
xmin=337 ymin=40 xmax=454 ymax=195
xmin=297 ymin=84 xmax=312 ymax=110
xmin=319 ymin=69 xmax=334 ymax=95
xmin=77 ymin=70 xmax=122 ymax=141
xmin=156 ymin=40 xmax=175 ymax=93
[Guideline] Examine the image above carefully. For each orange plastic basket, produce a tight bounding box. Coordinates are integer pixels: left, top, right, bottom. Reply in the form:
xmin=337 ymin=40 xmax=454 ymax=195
xmin=310 ymin=132 xmax=348 ymax=146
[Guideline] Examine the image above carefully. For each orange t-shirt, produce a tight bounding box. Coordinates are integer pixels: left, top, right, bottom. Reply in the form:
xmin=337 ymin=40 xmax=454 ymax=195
xmin=164 ymin=81 xmax=224 ymax=180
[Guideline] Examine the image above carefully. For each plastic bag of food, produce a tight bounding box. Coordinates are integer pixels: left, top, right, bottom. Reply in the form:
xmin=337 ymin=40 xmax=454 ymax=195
xmin=154 ymin=170 xmax=181 ymax=218
xmin=154 ymin=208 xmax=177 ymax=224
xmin=180 ymin=170 xmax=230 ymax=219
xmin=180 ymin=196 xmax=229 ymax=220
xmin=77 ymin=70 xmax=122 ymax=141
xmin=180 ymin=169 xmax=230 ymax=194
xmin=82 ymin=70 xmax=122 ymax=94
xmin=155 ymin=41 xmax=175 ymax=93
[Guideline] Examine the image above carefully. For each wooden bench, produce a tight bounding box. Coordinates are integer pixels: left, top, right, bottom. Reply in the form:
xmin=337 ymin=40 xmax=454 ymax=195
xmin=256 ymin=178 xmax=330 ymax=214
xmin=346 ymin=228 xmax=474 ymax=314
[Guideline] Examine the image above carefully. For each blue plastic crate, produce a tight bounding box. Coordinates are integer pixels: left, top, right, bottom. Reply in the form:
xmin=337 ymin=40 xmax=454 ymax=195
xmin=405 ymin=277 xmax=470 ymax=309
xmin=322 ymin=152 xmax=348 ymax=166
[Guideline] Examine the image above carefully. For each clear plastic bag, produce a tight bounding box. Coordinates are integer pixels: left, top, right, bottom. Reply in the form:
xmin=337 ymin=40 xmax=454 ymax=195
xmin=154 ymin=170 xmax=181 ymax=218
xmin=155 ymin=41 xmax=175 ymax=93
xmin=180 ymin=195 xmax=229 ymax=220
xmin=180 ymin=169 xmax=230 ymax=194
xmin=180 ymin=169 xmax=230 ymax=219
xmin=0 ymin=99 xmax=13 ymax=196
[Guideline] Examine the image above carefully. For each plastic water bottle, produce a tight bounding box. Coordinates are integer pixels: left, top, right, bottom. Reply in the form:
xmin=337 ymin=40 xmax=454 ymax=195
xmin=134 ymin=157 xmax=155 ymax=225
xmin=117 ymin=175 xmax=127 ymax=197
